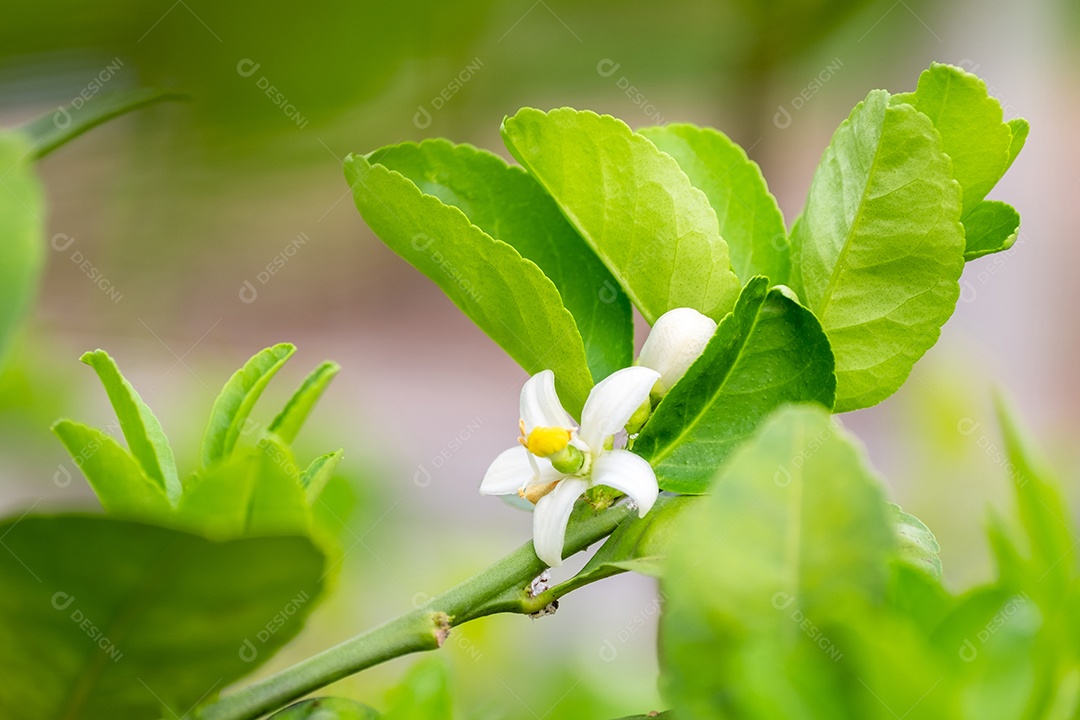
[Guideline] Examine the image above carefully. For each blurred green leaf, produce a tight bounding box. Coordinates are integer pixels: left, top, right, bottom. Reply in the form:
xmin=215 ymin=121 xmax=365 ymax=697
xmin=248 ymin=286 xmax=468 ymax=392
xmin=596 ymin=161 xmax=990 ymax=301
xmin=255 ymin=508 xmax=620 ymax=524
xmin=179 ymin=437 xmax=310 ymax=538
xmin=0 ymin=514 xmax=324 ymax=720
xmin=79 ymin=349 xmax=180 ymax=501
xmin=345 ymin=152 xmax=594 ymax=417
xmin=302 ymin=449 xmax=344 ymax=502
xmin=790 ymin=89 xmax=965 ymax=412
xmin=1006 ymin=119 xmax=1030 ymax=170
xmin=501 ymin=108 xmax=741 ymax=324
xmin=268 ymin=361 xmax=340 ymax=445
xmin=0 ymin=133 xmax=43 ymax=366
xmin=661 ymin=404 xmax=896 ymax=718
xmin=891 ymin=503 xmax=942 ymax=582
xmin=634 ymin=278 xmax=836 ymax=493
xmin=640 ymin=123 xmax=789 ymax=285
xmin=892 ymin=63 xmax=1015 ymax=216
xmin=51 ymin=420 xmax=172 ymax=519
xmin=962 ymin=200 xmax=1020 ymax=260
xmin=269 ymin=697 xmax=381 ymax=719
xmin=19 ymin=88 xmax=187 ymax=160
xmin=201 ymin=343 xmax=295 ymax=467
xmin=368 ymin=139 xmax=634 ymax=382
xmin=383 ymin=658 xmax=452 ymax=720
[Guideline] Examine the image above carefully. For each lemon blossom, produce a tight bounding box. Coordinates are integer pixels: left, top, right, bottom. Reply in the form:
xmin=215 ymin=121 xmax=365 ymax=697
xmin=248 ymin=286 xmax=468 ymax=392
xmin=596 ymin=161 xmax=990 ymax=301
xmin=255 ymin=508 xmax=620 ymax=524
xmin=480 ymin=367 xmax=661 ymax=567
xmin=636 ymin=307 xmax=717 ymax=399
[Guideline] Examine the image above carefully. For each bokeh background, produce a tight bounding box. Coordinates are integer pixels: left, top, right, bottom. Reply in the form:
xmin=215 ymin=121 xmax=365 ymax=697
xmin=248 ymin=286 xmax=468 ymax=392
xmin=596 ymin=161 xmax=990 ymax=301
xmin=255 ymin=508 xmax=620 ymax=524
xmin=1 ymin=0 xmax=1077 ymax=715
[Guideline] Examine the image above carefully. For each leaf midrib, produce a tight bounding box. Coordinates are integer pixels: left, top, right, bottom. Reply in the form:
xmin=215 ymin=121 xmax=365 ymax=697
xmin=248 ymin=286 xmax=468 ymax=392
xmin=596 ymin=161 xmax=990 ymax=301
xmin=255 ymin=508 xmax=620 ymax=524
xmin=813 ymin=101 xmax=889 ymax=319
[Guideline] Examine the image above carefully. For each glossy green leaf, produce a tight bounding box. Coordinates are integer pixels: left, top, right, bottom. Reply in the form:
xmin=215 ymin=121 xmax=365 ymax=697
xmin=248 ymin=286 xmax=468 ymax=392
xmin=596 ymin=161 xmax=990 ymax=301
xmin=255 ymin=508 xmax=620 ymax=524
xmin=1006 ymin=118 xmax=1029 ymax=171
xmin=80 ymin=349 xmax=180 ymax=502
xmin=501 ymin=108 xmax=742 ymax=323
xmin=345 ymin=152 xmax=593 ymax=416
xmin=639 ymin=123 xmax=789 ymax=285
xmin=661 ymin=405 xmax=896 ymax=718
xmin=891 ymin=503 xmax=942 ymax=581
xmin=0 ymin=133 xmax=44 ymax=365
xmin=301 ymin=449 xmax=344 ymax=502
xmin=634 ymin=278 xmax=836 ymax=493
xmin=962 ymin=200 xmax=1020 ymax=260
xmin=893 ymin=63 xmax=1014 ymax=216
xmin=179 ymin=438 xmax=310 ymax=538
xmin=383 ymin=658 xmax=452 ymax=720
xmin=367 ymin=140 xmax=634 ymax=382
xmin=201 ymin=343 xmax=296 ymax=467
xmin=19 ymin=88 xmax=187 ymax=160
xmin=51 ymin=420 xmax=172 ymax=519
xmin=268 ymin=361 xmax=340 ymax=444
xmin=994 ymin=395 xmax=1075 ymax=600
xmin=269 ymin=697 xmax=381 ymax=719
xmin=0 ymin=514 xmax=324 ymax=720
xmin=790 ymin=89 xmax=965 ymax=412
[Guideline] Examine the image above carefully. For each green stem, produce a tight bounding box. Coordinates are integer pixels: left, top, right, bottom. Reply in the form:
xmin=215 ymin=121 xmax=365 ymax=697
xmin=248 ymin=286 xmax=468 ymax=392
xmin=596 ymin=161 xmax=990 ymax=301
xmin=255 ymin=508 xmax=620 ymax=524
xmin=198 ymin=505 xmax=632 ymax=720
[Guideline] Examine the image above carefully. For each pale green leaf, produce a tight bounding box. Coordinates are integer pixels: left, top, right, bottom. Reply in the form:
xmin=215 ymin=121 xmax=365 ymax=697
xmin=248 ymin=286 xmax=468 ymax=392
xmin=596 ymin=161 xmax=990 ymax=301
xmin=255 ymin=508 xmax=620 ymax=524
xmin=634 ymin=278 xmax=836 ymax=493
xmin=0 ymin=514 xmax=324 ymax=720
xmin=51 ymin=420 xmax=171 ymax=519
xmin=383 ymin=658 xmax=452 ymax=720
xmin=661 ymin=405 xmax=896 ymax=718
xmin=892 ymin=62 xmax=1013 ymax=216
xmin=345 ymin=152 xmax=593 ymax=417
xmin=268 ymin=361 xmax=340 ymax=444
xmin=80 ymin=349 xmax=180 ymax=502
xmin=891 ymin=503 xmax=942 ymax=581
xmin=367 ymin=140 xmax=634 ymax=381
xmin=301 ymin=449 xmax=344 ymax=502
xmin=791 ymin=89 xmax=965 ymax=412
xmin=1006 ymin=118 xmax=1029 ymax=172
xmin=962 ymin=200 xmax=1020 ymax=260
xmin=0 ymin=133 xmax=44 ymax=365
xmin=201 ymin=343 xmax=296 ymax=467
xmin=20 ymin=88 xmax=187 ymax=160
xmin=639 ymin=123 xmax=789 ymax=284
xmin=501 ymin=108 xmax=741 ymax=323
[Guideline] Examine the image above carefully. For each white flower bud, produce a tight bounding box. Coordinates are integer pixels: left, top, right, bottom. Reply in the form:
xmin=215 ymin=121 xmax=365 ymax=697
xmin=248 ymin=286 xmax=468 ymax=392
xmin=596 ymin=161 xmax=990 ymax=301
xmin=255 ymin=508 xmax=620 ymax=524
xmin=636 ymin=307 xmax=717 ymax=399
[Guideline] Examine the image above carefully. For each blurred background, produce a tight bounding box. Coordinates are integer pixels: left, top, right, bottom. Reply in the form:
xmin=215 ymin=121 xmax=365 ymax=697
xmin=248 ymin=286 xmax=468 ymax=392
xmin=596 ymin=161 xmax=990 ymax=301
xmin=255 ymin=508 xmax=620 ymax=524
xmin=1 ymin=0 xmax=1077 ymax=715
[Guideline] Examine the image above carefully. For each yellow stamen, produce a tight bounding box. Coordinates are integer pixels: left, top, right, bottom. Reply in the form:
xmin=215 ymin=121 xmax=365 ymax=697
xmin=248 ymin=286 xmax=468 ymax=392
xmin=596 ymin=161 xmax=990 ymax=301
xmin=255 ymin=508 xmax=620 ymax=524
xmin=519 ymin=480 xmax=560 ymax=504
xmin=523 ymin=426 xmax=573 ymax=458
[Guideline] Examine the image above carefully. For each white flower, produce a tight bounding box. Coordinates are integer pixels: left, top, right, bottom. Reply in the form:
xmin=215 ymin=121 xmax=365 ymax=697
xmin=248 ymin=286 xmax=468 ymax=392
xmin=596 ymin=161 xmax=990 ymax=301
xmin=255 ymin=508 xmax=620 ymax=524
xmin=480 ymin=367 xmax=661 ymax=567
xmin=636 ymin=307 xmax=717 ymax=399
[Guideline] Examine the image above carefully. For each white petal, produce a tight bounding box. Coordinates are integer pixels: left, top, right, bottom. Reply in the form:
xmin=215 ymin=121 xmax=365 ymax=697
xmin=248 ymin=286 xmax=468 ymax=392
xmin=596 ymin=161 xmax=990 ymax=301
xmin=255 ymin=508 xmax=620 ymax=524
xmin=480 ymin=446 xmax=559 ymax=495
xmin=591 ymin=450 xmax=659 ymax=517
xmin=520 ymin=370 xmax=575 ymax=432
xmin=532 ymin=477 xmax=588 ymax=567
xmin=579 ymin=366 xmax=660 ymax=451
xmin=637 ymin=307 xmax=716 ymax=397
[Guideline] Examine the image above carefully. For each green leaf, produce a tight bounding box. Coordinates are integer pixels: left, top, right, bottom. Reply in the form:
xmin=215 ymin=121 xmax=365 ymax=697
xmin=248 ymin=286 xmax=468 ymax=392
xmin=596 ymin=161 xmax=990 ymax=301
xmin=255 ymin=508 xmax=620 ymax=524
xmin=501 ymin=108 xmax=742 ymax=323
xmin=0 ymin=514 xmax=324 ymax=720
xmin=269 ymin=697 xmax=381 ymax=719
xmin=891 ymin=503 xmax=942 ymax=581
xmin=790 ymin=89 xmax=965 ymax=412
xmin=19 ymin=88 xmax=187 ymax=160
xmin=268 ymin=361 xmax=340 ymax=444
xmin=892 ymin=63 xmax=1014 ymax=216
xmin=179 ymin=438 xmax=310 ymax=538
xmin=994 ymin=395 xmax=1075 ymax=599
xmin=0 ymin=133 xmax=44 ymax=365
xmin=301 ymin=449 xmax=344 ymax=502
xmin=661 ymin=404 xmax=896 ymax=718
xmin=367 ymin=140 xmax=634 ymax=382
xmin=201 ymin=343 xmax=296 ymax=467
xmin=79 ymin=349 xmax=180 ymax=502
xmin=51 ymin=420 xmax=172 ymax=519
xmin=634 ymin=278 xmax=836 ymax=493
xmin=383 ymin=658 xmax=452 ymax=720
xmin=962 ymin=200 xmax=1020 ymax=260
xmin=639 ymin=123 xmax=789 ymax=285
xmin=345 ymin=152 xmax=593 ymax=417
xmin=1006 ymin=118 xmax=1029 ymax=171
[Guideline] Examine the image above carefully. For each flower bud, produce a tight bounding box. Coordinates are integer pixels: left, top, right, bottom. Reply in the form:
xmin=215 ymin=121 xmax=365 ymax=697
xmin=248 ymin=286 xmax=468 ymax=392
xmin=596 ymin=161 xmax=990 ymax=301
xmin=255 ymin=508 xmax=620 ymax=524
xmin=636 ymin=307 xmax=717 ymax=399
